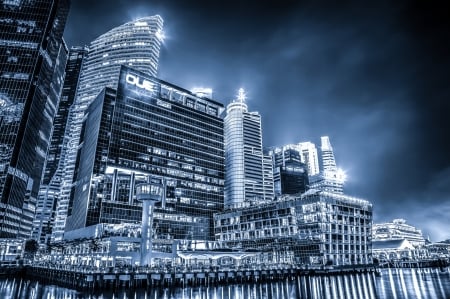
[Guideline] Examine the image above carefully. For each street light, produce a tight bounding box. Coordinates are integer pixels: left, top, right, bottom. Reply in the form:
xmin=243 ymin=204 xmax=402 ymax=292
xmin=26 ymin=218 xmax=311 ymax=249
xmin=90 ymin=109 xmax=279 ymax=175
xmin=136 ymin=181 xmax=163 ymax=266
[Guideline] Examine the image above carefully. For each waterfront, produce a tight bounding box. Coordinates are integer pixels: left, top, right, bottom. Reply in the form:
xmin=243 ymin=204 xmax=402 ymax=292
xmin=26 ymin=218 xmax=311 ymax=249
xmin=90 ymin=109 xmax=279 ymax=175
xmin=1 ymin=268 xmax=449 ymax=298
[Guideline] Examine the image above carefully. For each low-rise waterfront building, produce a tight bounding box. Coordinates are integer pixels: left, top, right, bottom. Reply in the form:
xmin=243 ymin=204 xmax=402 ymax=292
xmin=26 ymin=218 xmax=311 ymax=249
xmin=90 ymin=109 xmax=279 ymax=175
xmin=372 ymin=219 xmax=426 ymax=247
xmin=214 ymin=189 xmax=373 ymax=266
xmin=0 ymin=239 xmax=23 ymax=263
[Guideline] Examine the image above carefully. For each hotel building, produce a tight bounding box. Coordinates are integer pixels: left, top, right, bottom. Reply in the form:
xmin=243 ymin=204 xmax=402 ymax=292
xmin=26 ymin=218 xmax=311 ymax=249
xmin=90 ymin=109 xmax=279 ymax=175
xmin=214 ymin=189 xmax=373 ymax=266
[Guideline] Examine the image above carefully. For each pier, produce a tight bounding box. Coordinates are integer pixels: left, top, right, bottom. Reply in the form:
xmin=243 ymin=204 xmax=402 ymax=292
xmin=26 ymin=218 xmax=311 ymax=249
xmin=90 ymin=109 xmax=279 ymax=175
xmin=25 ymin=264 xmax=377 ymax=291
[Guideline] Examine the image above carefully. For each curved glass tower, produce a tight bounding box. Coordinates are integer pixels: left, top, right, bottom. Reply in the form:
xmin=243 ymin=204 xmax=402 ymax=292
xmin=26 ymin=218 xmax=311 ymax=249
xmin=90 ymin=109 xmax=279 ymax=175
xmin=76 ymin=15 xmax=163 ymax=107
xmin=52 ymin=16 xmax=164 ymax=241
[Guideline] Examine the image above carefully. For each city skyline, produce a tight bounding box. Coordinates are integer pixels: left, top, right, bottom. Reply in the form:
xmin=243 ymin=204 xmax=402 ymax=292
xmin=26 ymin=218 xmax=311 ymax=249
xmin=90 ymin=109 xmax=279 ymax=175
xmin=63 ymin=1 xmax=450 ymax=241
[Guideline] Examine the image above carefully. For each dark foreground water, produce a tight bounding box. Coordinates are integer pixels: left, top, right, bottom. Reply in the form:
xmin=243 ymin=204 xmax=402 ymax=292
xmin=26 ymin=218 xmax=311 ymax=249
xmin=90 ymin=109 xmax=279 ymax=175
xmin=1 ymin=268 xmax=449 ymax=298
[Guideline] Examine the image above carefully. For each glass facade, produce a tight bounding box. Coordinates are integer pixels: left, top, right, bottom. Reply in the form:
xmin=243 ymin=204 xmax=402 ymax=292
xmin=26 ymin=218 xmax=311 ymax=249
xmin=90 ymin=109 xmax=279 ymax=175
xmin=373 ymin=218 xmax=426 ymax=247
xmin=33 ymin=46 xmax=87 ymax=244
xmin=66 ymin=66 xmax=224 ymax=252
xmin=53 ymin=15 xmax=163 ymax=241
xmin=270 ymin=146 xmax=309 ymax=196
xmin=310 ymin=136 xmax=345 ymax=194
xmin=297 ymin=141 xmax=320 ymax=176
xmin=224 ymin=92 xmax=272 ymax=209
xmin=214 ymin=190 xmax=373 ymax=266
xmin=0 ymin=0 xmax=70 ymax=238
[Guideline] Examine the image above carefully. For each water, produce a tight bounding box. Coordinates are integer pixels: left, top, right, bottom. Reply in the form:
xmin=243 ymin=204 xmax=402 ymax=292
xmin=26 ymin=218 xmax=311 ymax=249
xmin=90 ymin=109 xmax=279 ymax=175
xmin=1 ymin=268 xmax=449 ymax=298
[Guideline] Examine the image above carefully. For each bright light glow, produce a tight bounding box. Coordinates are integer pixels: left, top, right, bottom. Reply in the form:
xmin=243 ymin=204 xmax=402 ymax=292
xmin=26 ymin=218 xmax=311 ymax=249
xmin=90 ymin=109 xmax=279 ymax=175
xmin=155 ymin=29 xmax=165 ymax=42
xmin=191 ymin=87 xmax=213 ymax=98
xmin=237 ymin=88 xmax=246 ymax=102
xmin=336 ymin=168 xmax=347 ymax=183
xmin=134 ymin=21 xmax=148 ymax=26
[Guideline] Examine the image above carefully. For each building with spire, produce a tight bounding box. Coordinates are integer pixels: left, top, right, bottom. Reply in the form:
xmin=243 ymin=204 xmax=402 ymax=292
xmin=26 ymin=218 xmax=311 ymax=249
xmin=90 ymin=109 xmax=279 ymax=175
xmin=0 ymin=0 xmax=70 ymax=239
xmin=224 ymin=89 xmax=273 ymax=209
xmin=52 ymin=16 xmax=164 ymax=241
xmin=310 ymin=136 xmax=346 ymax=194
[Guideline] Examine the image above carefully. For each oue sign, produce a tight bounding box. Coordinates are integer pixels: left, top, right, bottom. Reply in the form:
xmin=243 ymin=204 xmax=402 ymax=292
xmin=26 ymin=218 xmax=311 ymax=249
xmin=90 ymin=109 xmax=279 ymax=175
xmin=125 ymin=73 xmax=154 ymax=92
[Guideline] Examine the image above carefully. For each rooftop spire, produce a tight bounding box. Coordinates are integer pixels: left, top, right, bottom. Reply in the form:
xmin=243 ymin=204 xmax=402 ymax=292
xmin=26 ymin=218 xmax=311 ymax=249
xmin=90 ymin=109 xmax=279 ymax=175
xmin=237 ymin=88 xmax=246 ymax=103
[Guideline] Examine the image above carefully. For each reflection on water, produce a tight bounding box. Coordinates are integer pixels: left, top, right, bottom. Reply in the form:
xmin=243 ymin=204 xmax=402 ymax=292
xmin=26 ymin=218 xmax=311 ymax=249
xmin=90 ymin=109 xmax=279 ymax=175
xmin=1 ymin=268 xmax=449 ymax=299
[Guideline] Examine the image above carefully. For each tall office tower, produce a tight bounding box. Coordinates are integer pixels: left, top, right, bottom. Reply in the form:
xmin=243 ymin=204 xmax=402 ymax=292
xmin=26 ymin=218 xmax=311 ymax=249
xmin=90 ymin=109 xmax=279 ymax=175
xmin=270 ymin=145 xmax=309 ymax=196
xmin=32 ymin=46 xmax=87 ymax=244
xmin=52 ymin=16 xmax=164 ymax=241
xmin=297 ymin=141 xmax=320 ymax=176
xmin=310 ymin=136 xmax=345 ymax=194
xmin=262 ymin=152 xmax=275 ymax=201
xmin=65 ymin=67 xmax=224 ymax=250
xmin=0 ymin=0 xmax=70 ymax=238
xmin=320 ymin=136 xmax=337 ymax=171
xmin=224 ymin=89 xmax=270 ymax=209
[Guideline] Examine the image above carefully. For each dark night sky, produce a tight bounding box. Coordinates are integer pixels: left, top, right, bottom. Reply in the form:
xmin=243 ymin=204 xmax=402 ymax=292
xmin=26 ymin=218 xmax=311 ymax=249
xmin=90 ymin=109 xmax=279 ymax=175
xmin=64 ymin=1 xmax=450 ymax=241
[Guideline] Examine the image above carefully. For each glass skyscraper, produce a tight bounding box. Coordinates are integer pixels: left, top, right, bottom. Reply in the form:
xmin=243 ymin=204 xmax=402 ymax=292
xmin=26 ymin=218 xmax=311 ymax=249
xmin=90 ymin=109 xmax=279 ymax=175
xmin=32 ymin=46 xmax=87 ymax=244
xmin=310 ymin=136 xmax=346 ymax=194
xmin=224 ymin=89 xmax=273 ymax=209
xmin=270 ymin=145 xmax=309 ymax=196
xmin=298 ymin=141 xmax=320 ymax=176
xmin=52 ymin=16 xmax=164 ymax=241
xmin=0 ymin=0 xmax=70 ymax=238
xmin=65 ymin=66 xmax=224 ymax=251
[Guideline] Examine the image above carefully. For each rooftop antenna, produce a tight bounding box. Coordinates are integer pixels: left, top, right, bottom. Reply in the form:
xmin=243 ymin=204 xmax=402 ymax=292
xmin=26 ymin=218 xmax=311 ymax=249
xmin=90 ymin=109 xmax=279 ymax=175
xmin=237 ymin=88 xmax=246 ymax=103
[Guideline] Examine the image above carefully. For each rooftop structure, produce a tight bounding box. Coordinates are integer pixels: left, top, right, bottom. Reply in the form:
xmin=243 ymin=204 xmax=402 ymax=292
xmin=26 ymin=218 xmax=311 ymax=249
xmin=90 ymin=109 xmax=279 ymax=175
xmin=372 ymin=219 xmax=426 ymax=247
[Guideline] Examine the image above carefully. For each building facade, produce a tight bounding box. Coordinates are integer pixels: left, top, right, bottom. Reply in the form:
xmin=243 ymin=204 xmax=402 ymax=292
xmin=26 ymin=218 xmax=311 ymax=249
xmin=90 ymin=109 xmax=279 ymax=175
xmin=297 ymin=141 xmax=320 ymax=176
xmin=309 ymin=136 xmax=346 ymax=194
xmin=224 ymin=89 xmax=272 ymax=209
xmin=270 ymin=145 xmax=309 ymax=196
xmin=372 ymin=219 xmax=426 ymax=247
xmin=214 ymin=189 xmax=373 ymax=266
xmin=52 ymin=16 xmax=164 ymax=241
xmin=32 ymin=46 xmax=87 ymax=244
xmin=0 ymin=0 xmax=70 ymax=238
xmin=65 ymin=66 xmax=225 ymax=253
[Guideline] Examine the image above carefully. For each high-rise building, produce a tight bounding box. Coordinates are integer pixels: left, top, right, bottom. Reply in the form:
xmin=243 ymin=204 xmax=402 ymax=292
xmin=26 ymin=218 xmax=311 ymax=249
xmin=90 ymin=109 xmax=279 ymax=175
xmin=65 ymin=66 xmax=224 ymax=251
xmin=270 ymin=145 xmax=309 ymax=196
xmin=0 ymin=0 xmax=70 ymax=238
xmin=310 ymin=136 xmax=346 ymax=194
xmin=262 ymin=152 xmax=275 ymax=201
xmin=52 ymin=16 xmax=164 ymax=241
xmin=297 ymin=141 xmax=320 ymax=176
xmin=32 ymin=46 xmax=87 ymax=244
xmin=224 ymin=89 xmax=272 ymax=209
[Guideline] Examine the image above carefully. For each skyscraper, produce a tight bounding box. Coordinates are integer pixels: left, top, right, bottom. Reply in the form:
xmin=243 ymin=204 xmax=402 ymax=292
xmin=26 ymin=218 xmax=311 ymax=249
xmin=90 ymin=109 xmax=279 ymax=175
xmin=32 ymin=46 xmax=87 ymax=244
xmin=270 ymin=145 xmax=309 ymax=196
xmin=0 ymin=0 xmax=70 ymax=238
xmin=297 ymin=141 xmax=320 ymax=176
xmin=224 ymin=89 xmax=272 ymax=209
xmin=65 ymin=66 xmax=224 ymax=250
xmin=310 ymin=136 xmax=346 ymax=194
xmin=52 ymin=16 xmax=164 ymax=241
